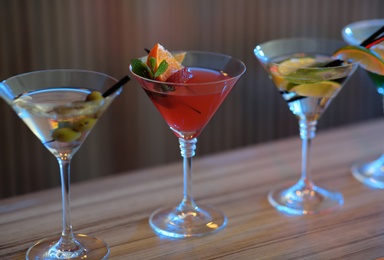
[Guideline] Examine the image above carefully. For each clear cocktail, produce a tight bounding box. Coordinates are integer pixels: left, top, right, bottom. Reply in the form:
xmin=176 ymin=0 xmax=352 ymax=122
xmin=0 ymin=69 xmax=126 ymax=259
xmin=255 ymin=38 xmax=358 ymax=215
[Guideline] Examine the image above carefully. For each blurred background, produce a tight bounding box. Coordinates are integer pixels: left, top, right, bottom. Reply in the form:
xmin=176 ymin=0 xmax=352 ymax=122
xmin=0 ymin=0 xmax=383 ymax=198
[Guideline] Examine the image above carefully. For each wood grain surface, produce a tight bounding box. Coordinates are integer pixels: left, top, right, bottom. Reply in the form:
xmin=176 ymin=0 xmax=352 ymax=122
xmin=1 ymin=119 xmax=384 ymax=260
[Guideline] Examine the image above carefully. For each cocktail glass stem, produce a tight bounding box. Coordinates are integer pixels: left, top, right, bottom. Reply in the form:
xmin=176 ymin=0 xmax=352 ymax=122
xmin=351 ymin=96 xmax=384 ymax=189
xmin=299 ymin=119 xmax=316 ymax=190
xmin=178 ymin=138 xmax=198 ymax=211
xmin=268 ymin=118 xmax=343 ymax=215
xmin=27 ymin=149 xmax=110 ymax=259
xmin=148 ymin=137 xmax=227 ymax=237
xmin=48 ymin=155 xmax=84 ymax=258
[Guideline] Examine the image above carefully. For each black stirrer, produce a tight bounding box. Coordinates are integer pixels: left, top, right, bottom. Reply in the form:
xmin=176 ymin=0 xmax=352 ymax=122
xmin=360 ymin=25 xmax=384 ymax=48
xmin=102 ymin=75 xmax=130 ymax=98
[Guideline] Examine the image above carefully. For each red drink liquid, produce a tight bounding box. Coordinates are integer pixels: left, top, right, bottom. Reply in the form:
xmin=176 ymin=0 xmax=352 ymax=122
xmin=141 ymin=67 xmax=235 ymax=139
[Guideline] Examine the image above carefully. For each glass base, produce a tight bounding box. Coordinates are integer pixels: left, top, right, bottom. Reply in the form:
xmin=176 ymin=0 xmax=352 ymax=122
xmin=268 ymin=181 xmax=344 ymax=215
xmin=26 ymin=234 xmax=109 ymax=260
xmin=351 ymin=154 xmax=384 ymax=189
xmin=149 ymin=205 xmax=227 ymax=238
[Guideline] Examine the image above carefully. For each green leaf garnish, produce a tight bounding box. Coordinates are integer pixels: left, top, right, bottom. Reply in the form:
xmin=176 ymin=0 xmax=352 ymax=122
xmin=154 ymin=60 xmax=169 ymax=79
xmin=131 ymin=58 xmax=169 ymax=82
xmin=131 ymin=59 xmax=153 ymax=79
xmin=148 ymin=57 xmax=156 ymax=71
xmin=133 ymin=49 xmax=201 ymax=114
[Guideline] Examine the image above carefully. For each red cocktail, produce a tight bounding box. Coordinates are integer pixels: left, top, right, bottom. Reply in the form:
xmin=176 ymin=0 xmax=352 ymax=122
xmin=130 ymin=47 xmax=245 ymax=238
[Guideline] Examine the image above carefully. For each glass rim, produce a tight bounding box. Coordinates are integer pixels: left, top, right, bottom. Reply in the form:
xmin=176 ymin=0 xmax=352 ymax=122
xmin=342 ymin=19 xmax=384 ymax=46
xmin=129 ymin=50 xmax=246 ymax=86
xmin=343 ymin=19 xmax=384 ymax=30
xmin=2 ymin=68 xmax=118 ymax=83
xmin=254 ymin=37 xmax=360 ymax=69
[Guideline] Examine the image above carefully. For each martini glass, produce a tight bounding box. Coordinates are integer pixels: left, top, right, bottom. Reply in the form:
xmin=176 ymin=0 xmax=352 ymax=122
xmin=342 ymin=19 xmax=384 ymax=189
xmin=254 ymin=38 xmax=358 ymax=215
xmin=0 ymin=69 xmax=124 ymax=259
xmin=130 ymin=51 xmax=245 ymax=237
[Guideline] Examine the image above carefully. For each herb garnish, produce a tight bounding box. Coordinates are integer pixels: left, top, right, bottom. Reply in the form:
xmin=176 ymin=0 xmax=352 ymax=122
xmin=131 ymin=57 xmax=168 ymax=80
xmin=131 ymin=50 xmax=201 ymax=114
xmin=131 ymin=57 xmax=176 ymax=93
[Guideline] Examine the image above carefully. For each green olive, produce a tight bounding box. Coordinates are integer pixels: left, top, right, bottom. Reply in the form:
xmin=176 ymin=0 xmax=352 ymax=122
xmin=72 ymin=117 xmax=97 ymax=132
xmin=51 ymin=127 xmax=81 ymax=142
xmin=86 ymin=91 xmax=104 ymax=101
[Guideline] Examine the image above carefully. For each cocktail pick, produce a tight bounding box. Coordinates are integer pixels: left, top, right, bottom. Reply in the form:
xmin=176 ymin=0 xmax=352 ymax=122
xmin=102 ymin=75 xmax=130 ymax=97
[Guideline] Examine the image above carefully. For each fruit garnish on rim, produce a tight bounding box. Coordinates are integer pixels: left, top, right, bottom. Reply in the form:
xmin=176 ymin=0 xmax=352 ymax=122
xmin=131 ymin=43 xmax=201 ymax=114
xmin=131 ymin=43 xmax=192 ymax=85
xmin=147 ymin=43 xmax=184 ymax=81
xmin=333 ymin=25 xmax=384 ymax=75
xmin=333 ymin=45 xmax=384 ymax=75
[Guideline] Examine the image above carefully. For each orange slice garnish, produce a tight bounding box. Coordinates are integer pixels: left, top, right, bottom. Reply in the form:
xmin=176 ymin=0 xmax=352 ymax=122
xmin=147 ymin=43 xmax=183 ymax=81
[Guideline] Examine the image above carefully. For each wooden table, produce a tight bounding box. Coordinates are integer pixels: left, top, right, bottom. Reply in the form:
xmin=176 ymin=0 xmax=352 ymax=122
xmin=1 ymin=119 xmax=384 ymax=259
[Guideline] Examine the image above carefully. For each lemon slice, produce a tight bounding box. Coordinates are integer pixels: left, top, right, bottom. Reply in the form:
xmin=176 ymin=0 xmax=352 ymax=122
xmin=333 ymin=45 xmax=384 ymax=75
xmin=173 ymin=52 xmax=186 ymax=63
xmin=290 ymin=81 xmax=341 ymax=98
xmin=269 ymin=66 xmax=287 ymax=89
xmin=278 ymin=57 xmax=316 ymax=75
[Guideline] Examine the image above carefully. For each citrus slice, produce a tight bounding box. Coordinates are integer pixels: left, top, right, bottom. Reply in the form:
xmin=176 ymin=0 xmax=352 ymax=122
xmin=269 ymin=66 xmax=287 ymax=89
xmin=147 ymin=43 xmax=183 ymax=81
xmin=173 ymin=52 xmax=186 ymax=63
xmin=333 ymin=45 xmax=384 ymax=75
xmin=278 ymin=57 xmax=316 ymax=75
xmin=290 ymin=81 xmax=341 ymax=98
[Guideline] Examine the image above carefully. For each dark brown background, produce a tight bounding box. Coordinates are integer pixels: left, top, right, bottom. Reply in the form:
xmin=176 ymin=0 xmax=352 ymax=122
xmin=0 ymin=0 xmax=382 ymax=198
